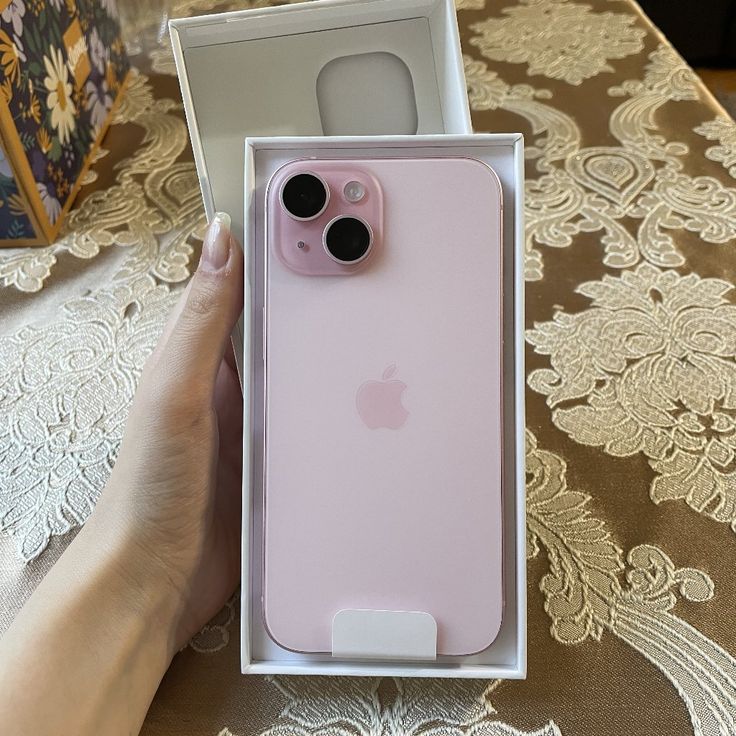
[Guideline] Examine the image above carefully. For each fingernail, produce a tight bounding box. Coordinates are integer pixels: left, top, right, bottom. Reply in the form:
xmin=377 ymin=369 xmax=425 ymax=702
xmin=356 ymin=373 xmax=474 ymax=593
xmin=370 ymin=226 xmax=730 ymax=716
xmin=200 ymin=212 xmax=231 ymax=272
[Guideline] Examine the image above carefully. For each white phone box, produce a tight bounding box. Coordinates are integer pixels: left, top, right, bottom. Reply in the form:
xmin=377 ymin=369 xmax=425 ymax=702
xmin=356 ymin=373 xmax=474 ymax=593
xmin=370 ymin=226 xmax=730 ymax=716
xmin=169 ymin=0 xmax=526 ymax=679
xmin=169 ymin=0 xmax=472 ymax=247
xmin=170 ymin=0 xmax=473 ymax=367
xmin=242 ymin=134 xmax=525 ymax=679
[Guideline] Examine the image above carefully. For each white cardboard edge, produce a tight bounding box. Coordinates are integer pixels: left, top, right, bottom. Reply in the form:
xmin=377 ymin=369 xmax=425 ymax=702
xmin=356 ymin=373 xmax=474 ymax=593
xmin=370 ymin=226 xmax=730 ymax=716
xmin=241 ymin=134 xmax=526 ymax=679
xmin=169 ymin=24 xmax=214 ymax=222
xmin=439 ymin=0 xmax=472 ymax=133
xmin=513 ymin=133 xmax=527 ymax=679
xmin=240 ymin=142 xmax=255 ymax=667
xmin=170 ymin=0 xmax=452 ymax=46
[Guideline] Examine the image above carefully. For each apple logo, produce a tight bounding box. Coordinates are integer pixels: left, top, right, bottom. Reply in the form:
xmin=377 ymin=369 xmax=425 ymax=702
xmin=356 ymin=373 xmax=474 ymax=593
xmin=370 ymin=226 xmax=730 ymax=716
xmin=356 ymin=364 xmax=409 ymax=430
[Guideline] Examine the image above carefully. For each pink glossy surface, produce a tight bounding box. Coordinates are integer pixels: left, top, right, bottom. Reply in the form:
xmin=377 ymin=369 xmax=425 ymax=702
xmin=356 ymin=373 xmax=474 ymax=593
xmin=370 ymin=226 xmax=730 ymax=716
xmin=263 ymin=157 xmax=504 ymax=657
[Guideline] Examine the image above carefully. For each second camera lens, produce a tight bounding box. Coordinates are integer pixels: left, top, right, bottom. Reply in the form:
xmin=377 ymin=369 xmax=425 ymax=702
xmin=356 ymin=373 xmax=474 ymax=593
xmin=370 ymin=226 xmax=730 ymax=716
xmin=281 ymin=173 xmax=329 ymax=219
xmin=324 ymin=216 xmax=372 ymax=264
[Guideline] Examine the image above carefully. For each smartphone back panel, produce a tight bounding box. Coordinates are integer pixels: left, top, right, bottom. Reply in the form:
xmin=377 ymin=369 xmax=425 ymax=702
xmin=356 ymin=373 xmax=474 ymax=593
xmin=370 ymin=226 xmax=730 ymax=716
xmin=263 ymin=157 xmax=503 ymax=657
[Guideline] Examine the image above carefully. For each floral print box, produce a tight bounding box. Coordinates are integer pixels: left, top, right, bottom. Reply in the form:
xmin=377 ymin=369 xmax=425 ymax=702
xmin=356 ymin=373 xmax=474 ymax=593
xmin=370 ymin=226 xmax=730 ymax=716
xmin=0 ymin=0 xmax=128 ymax=245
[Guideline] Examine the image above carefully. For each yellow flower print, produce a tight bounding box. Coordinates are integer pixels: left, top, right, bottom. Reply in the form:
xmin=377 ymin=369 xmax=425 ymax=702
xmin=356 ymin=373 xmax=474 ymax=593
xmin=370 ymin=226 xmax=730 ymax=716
xmin=0 ymin=78 xmax=12 ymax=104
xmin=72 ymin=81 xmax=86 ymax=112
xmin=36 ymin=127 xmax=52 ymax=154
xmin=20 ymin=79 xmax=41 ymax=123
xmin=105 ymin=60 xmax=117 ymax=93
xmin=43 ymin=45 xmax=77 ymax=146
xmin=0 ymin=29 xmax=26 ymax=86
xmin=8 ymin=193 xmax=29 ymax=216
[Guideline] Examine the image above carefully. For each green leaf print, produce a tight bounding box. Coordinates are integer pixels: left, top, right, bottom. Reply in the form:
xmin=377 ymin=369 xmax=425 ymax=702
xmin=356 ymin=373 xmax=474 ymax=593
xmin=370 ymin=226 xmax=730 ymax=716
xmin=49 ymin=138 xmax=61 ymax=162
xmin=19 ymin=131 xmax=34 ymax=151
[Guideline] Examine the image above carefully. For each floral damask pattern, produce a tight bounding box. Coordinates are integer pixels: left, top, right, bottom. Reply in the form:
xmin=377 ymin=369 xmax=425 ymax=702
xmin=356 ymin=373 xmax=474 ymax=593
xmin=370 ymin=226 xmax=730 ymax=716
xmin=527 ymin=264 xmax=736 ymax=531
xmin=695 ymin=117 xmax=736 ymax=179
xmin=526 ymin=431 xmax=736 ymax=736
xmin=465 ymin=45 xmax=736 ymax=279
xmin=0 ymin=276 xmax=176 ymax=559
xmin=189 ymin=593 xmax=237 ymax=653
xmin=0 ymin=70 xmax=201 ymax=558
xmin=2 ymin=1 xmax=736 ymax=735
xmin=468 ymin=0 xmax=646 ymax=85
xmin=260 ymin=677 xmax=563 ymax=736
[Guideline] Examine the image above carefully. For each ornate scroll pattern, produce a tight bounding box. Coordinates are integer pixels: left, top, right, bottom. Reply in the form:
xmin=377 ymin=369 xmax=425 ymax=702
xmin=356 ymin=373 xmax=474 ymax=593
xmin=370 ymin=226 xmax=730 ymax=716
xmin=527 ymin=430 xmax=736 ymax=736
xmin=464 ymin=55 xmax=585 ymax=279
xmin=0 ymin=70 xmax=203 ymax=559
xmin=189 ymin=592 xmax=238 ymax=653
xmin=606 ymin=45 xmax=700 ymax=162
xmin=465 ymin=46 xmax=736 ymax=279
xmin=0 ymin=276 xmax=178 ymax=560
xmin=695 ymin=117 xmax=736 ymax=180
xmin=526 ymin=431 xmax=623 ymax=642
xmin=527 ymin=264 xmax=736 ymax=531
xmin=468 ymin=0 xmax=646 ymax=85
xmin=259 ymin=677 xmax=562 ymax=736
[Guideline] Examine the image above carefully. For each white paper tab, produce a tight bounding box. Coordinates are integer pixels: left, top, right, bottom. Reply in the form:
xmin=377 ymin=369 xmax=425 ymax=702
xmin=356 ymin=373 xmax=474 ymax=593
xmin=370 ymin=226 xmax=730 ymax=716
xmin=332 ymin=609 xmax=437 ymax=661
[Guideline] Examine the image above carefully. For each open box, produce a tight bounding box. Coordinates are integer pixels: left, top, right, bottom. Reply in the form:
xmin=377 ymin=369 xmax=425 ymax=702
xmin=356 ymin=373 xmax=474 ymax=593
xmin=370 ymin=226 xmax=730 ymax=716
xmin=170 ymin=0 xmax=472 ymax=362
xmin=169 ymin=0 xmax=525 ymax=678
xmin=169 ymin=0 xmax=472 ymax=246
xmin=242 ymin=134 xmax=526 ymax=678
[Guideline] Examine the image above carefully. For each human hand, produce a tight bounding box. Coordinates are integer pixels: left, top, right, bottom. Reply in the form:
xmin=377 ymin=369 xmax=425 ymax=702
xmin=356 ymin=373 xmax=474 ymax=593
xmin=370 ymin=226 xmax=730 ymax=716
xmin=0 ymin=214 xmax=245 ymax=736
xmin=90 ymin=212 xmax=244 ymax=652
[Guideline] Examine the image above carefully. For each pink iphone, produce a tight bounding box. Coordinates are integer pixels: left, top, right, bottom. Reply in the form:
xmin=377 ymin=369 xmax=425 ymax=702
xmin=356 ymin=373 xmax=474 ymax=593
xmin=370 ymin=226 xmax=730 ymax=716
xmin=262 ymin=156 xmax=503 ymax=657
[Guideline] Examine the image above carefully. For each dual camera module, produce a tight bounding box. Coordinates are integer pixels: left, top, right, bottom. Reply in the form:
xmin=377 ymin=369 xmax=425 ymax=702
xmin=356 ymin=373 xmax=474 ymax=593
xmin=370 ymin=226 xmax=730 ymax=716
xmin=280 ymin=173 xmax=372 ymax=264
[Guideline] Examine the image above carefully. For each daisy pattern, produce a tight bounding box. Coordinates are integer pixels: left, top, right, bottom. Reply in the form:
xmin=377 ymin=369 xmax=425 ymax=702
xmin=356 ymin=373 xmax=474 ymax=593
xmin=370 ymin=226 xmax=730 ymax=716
xmin=0 ymin=0 xmax=128 ymax=241
xmin=85 ymin=77 xmax=112 ymax=133
xmin=43 ymin=45 xmax=76 ymax=145
xmin=88 ymin=27 xmax=107 ymax=75
xmin=1 ymin=0 xmax=25 ymax=39
xmin=0 ymin=30 xmax=25 ymax=86
xmin=36 ymin=181 xmax=61 ymax=223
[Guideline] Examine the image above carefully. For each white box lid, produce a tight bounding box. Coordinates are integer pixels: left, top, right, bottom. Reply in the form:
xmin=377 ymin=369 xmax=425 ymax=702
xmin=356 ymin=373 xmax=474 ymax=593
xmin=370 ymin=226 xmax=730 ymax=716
xmin=169 ymin=0 xmax=472 ymax=243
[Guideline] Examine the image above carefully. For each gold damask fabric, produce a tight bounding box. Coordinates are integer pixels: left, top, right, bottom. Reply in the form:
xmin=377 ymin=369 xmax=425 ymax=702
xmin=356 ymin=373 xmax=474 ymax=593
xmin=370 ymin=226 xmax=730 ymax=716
xmin=1 ymin=1 xmax=735 ymax=734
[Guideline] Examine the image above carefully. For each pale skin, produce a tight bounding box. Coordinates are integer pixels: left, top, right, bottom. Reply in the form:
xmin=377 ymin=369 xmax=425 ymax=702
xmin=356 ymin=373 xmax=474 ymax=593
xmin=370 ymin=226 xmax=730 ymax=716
xmin=0 ymin=213 xmax=244 ymax=736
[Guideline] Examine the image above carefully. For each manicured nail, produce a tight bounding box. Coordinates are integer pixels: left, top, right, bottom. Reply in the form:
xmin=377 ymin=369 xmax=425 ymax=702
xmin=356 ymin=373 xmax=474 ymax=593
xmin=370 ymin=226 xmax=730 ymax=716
xmin=200 ymin=212 xmax=231 ymax=272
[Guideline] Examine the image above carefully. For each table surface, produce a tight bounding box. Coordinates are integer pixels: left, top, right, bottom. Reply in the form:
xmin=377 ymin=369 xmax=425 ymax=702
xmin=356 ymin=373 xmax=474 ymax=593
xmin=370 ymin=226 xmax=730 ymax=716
xmin=2 ymin=1 xmax=736 ymax=734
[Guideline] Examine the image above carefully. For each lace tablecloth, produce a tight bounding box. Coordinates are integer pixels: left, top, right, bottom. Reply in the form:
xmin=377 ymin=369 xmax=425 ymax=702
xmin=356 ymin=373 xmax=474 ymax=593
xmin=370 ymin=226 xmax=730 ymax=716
xmin=2 ymin=1 xmax=736 ymax=734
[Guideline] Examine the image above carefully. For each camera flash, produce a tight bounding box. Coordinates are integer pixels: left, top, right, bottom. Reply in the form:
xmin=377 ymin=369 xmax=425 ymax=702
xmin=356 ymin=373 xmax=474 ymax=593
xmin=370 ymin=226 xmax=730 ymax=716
xmin=343 ymin=180 xmax=366 ymax=203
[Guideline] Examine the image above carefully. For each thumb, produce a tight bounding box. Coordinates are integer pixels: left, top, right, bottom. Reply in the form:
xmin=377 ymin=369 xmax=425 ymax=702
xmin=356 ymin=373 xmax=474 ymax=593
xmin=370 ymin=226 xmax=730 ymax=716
xmin=156 ymin=212 xmax=244 ymax=397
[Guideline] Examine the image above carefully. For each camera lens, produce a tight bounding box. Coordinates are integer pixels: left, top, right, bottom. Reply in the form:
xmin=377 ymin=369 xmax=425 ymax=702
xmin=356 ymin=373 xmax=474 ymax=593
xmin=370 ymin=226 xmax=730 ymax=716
xmin=281 ymin=173 xmax=329 ymax=219
xmin=323 ymin=216 xmax=372 ymax=264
